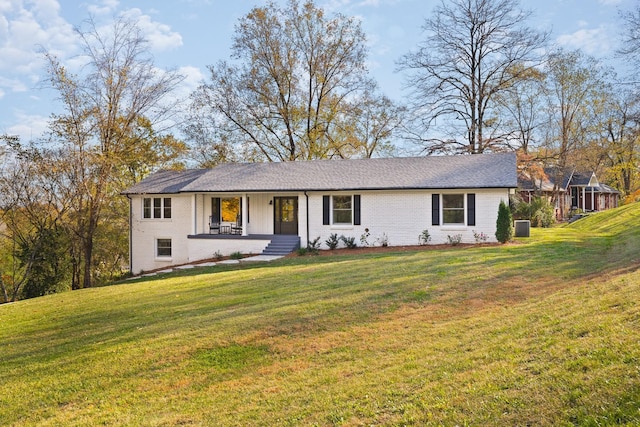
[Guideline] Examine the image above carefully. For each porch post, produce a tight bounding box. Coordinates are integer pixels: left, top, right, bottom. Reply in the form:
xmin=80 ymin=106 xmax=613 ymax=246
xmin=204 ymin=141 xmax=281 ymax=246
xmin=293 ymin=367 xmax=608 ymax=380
xmin=242 ymin=193 xmax=248 ymax=236
xmin=127 ymin=195 xmax=133 ymax=273
xmin=193 ymin=194 xmax=197 ymax=235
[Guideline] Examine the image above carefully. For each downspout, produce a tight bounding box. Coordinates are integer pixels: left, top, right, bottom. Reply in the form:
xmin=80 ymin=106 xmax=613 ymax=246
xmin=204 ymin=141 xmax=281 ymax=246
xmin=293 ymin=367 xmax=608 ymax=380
xmin=304 ymin=191 xmax=309 ymax=248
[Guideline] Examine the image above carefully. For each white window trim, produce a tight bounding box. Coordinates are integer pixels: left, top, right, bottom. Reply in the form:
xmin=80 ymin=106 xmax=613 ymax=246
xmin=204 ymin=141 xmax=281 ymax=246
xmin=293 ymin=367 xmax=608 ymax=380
xmin=331 ymin=194 xmax=353 ymax=226
xmin=143 ymin=197 xmax=172 ymax=220
xmin=155 ymin=237 xmax=173 ymax=260
xmin=440 ymin=193 xmax=468 ymax=228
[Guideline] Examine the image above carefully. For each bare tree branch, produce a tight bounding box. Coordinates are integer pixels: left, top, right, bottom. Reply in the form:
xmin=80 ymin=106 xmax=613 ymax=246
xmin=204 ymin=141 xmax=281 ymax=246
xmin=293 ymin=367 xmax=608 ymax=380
xmin=398 ymin=0 xmax=547 ymax=154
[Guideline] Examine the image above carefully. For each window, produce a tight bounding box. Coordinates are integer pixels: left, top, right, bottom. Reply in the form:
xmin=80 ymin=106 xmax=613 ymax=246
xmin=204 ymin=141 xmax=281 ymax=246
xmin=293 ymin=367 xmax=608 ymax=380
xmin=163 ymin=198 xmax=171 ymax=219
xmin=211 ymin=197 xmax=242 ymax=223
xmin=156 ymin=238 xmax=172 ymax=257
xmin=143 ymin=198 xmax=152 ymax=219
xmin=442 ymin=194 xmax=465 ymax=224
xmin=323 ymin=195 xmax=361 ymax=225
xmin=153 ymin=197 xmax=162 ymax=218
xmin=143 ymin=197 xmax=171 ymax=219
xmin=432 ymin=193 xmax=475 ymax=226
xmin=333 ymin=195 xmax=352 ymax=224
xmin=221 ymin=197 xmax=240 ymax=222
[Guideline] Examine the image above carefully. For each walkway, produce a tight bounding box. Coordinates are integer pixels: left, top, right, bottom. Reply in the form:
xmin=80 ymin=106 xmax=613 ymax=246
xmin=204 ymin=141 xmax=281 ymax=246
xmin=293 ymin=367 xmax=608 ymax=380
xmin=131 ymin=254 xmax=284 ymax=279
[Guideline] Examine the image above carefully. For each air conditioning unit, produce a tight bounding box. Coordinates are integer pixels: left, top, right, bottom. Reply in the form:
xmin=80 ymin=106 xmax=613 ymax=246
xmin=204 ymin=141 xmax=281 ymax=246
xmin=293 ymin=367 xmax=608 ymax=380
xmin=514 ymin=220 xmax=530 ymax=238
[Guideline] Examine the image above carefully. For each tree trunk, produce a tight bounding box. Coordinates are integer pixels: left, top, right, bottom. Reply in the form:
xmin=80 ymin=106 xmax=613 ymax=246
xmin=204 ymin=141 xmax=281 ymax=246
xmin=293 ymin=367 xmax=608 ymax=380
xmin=81 ymin=208 xmax=99 ymax=289
xmin=0 ymin=273 xmax=9 ymax=303
xmin=82 ymin=239 xmax=93 ymax=288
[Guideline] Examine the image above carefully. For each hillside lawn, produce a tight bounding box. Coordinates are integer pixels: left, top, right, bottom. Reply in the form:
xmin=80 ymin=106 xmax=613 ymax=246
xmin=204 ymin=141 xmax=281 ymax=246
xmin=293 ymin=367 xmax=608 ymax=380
xmin=1 ymin=203 xmax=639 ymax=426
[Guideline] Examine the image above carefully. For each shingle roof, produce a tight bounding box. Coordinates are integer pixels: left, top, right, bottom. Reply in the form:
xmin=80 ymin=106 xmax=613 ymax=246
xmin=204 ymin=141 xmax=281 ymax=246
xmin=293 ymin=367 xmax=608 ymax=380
xmin=122 ymin=153 xmax=517 ymax=195
xmin=519 ymin=168 xmax=580 ymax=191
xmin=570 ymin=171 xmax=596 ymax=187
xmin=518 ymin=173 xmax=557 ymax=192
xmin=517 ymin=168 xmax=622 ymax=195
xmin=586 ymin=183 xmax=621 ymax=194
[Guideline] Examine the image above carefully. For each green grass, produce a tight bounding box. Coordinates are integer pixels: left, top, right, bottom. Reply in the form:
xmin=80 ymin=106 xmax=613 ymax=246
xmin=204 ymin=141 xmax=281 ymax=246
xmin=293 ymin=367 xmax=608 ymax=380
xmin=1 ymin=203 xmax=640 ymax=426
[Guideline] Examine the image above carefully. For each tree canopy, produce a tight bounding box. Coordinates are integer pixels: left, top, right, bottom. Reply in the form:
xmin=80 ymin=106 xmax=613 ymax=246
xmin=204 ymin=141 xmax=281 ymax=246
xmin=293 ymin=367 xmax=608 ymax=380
xmin=398 ymin=0 xmax=547 ymax=154
xmin=190 ymin=0 xmax=402 ymax=162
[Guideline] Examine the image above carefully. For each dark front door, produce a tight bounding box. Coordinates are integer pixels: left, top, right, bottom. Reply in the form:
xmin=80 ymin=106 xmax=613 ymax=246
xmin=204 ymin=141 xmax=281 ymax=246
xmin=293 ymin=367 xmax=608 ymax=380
xmin=274 ymin=197 xmax=298 ymax=235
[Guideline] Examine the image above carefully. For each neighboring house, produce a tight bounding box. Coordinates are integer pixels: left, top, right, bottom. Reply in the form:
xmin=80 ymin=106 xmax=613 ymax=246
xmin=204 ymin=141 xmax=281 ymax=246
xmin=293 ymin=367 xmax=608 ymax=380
xmin=518 ymin=168 xmax=620 ymax=219
xmin=568 ymin=171 xmax=620 ymax=213
xmin=122 ymin=153 xmax=517 ymax=274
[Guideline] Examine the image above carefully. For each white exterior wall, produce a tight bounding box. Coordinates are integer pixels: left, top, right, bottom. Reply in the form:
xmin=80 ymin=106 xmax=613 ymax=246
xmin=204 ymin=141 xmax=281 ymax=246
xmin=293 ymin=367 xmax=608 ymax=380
xmin=186 ymin=237 xmax=272 ymax=263
xmin=129 ymin=188 xmax=510 ymax=274
xmin=247 ymin=193 xmax=273 ymax=234
xmin=129 ymin=192 xmax=306 ymax=274
xmin=129 ymin=194 xmax=195 ymax=274
xmin=305 ymin=189 xmax=510 ymax=248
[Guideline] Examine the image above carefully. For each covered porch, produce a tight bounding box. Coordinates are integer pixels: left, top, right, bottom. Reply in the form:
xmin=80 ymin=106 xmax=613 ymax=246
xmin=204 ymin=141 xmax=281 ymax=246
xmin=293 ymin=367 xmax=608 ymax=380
xmin=190 ymin=192 xmax=305 ymax=239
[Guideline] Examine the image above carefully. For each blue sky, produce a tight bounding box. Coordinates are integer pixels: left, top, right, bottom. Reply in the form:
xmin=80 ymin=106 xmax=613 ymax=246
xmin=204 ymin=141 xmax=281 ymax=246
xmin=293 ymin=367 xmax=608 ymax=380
xmin=0 ymin=0 xmax=634 ymax=142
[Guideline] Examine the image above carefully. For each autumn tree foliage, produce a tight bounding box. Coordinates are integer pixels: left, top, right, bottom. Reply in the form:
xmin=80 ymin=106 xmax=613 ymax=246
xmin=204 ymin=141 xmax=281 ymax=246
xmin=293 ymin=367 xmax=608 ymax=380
xmin=0 ymin=144 xmax=73 ymax=301
xmin=190 ymin=0 xmax=402 ymax=162
xmin=541 ymin=49 xmax=611 ymax=201
xmin=41 ymin=16 xmax=186 ymax=289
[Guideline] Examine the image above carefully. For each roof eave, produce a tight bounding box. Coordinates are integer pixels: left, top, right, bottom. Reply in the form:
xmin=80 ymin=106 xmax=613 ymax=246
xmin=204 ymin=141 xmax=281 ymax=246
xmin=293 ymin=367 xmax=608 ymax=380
xmin=122 ymin=185 xmax=517 ymax=195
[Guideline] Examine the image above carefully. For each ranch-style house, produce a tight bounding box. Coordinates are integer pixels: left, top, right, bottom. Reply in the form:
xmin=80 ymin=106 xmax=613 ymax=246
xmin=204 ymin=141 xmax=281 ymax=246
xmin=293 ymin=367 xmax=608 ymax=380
xmin=122 ymin=152 xmax=517 ymax=274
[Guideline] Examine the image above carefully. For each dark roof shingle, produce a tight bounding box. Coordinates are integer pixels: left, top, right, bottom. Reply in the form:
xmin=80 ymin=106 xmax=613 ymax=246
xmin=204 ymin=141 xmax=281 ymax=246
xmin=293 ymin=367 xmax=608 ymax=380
xmin=122 ymin=153 xmax=517 ymax=194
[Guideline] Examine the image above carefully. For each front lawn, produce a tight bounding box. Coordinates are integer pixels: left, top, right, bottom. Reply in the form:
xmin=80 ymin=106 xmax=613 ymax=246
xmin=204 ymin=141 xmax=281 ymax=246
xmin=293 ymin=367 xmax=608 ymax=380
xmin=1 ymin=203 xmax=639 ymax=426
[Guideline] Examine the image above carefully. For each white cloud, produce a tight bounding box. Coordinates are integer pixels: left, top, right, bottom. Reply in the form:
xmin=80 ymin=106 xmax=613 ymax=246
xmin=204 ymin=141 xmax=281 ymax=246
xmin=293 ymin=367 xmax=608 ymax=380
xmin=0 ymin=1 xmax=76 ymax=84
xmin=598 ymin=0 xmax=622 ymax=5
xmin=0 ymin=1 xmax=79 ymax=140
xmin=120 ymin=8 xmax=182 ymax=52
xmin=0 ymin=76 xmax=27 ymax=93
xmin=87 ymin=0 xmax=119 ymax=16
xmin=556 ymin=25 xmax=616 ymax=56
xmin=179 ymin=65 xmax=205 ymax=89
xmin=6 ymin=111 xmax=50 ymax=143
xmin=171 ymin=65 xmax=204 ymax=102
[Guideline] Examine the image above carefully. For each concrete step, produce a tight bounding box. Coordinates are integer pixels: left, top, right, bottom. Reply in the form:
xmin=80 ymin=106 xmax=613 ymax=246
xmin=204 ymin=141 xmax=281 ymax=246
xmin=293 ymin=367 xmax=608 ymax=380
xmin=262 ymin=235 xmax=300 ymax=255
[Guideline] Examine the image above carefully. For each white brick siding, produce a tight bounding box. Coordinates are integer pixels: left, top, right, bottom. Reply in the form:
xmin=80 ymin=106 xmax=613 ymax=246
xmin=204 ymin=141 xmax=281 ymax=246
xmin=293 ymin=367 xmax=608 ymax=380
xmin=304 ymin=189 xmax=509 ymax=248
xmin=128 ymin=188 xmax=510 ymax=274
xmin=129 ymin=194 xmax=194 ymax=274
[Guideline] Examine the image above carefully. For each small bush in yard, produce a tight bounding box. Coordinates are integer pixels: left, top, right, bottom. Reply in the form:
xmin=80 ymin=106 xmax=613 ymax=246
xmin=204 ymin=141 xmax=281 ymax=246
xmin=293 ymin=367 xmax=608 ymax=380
xmin=325 ymin=233 xmax=340 ymax=250
xmin=447 ymin=234 xmax=462 ymax=246
xmin=340 ymin=235 xmax=357 ymax=249
xmin=496 ymin=200 xmax=514 ymax=243
xmin=472 ymin=230 xmax=488 ymax=243
xmin=307 ymin=237 xmax=321 ymax=254
xmin=360 ymin=228 xmax=371 ymax=246
xmin=418 ymin=229 xmax=431 ymax=245
xmin=376 ymin=232 xmax=389 ymax=247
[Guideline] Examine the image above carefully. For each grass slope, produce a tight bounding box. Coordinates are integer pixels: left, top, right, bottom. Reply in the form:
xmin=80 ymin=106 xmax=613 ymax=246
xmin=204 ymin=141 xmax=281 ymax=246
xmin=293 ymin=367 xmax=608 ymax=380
xmin=1 ymin=203 xmax=639 ymax=426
